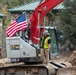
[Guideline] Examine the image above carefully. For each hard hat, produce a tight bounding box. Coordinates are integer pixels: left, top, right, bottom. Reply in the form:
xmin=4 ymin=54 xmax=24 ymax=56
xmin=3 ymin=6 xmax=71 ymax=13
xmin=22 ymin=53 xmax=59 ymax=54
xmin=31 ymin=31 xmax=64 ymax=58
xmin=43 ymin=30 xmax=49 ymax=35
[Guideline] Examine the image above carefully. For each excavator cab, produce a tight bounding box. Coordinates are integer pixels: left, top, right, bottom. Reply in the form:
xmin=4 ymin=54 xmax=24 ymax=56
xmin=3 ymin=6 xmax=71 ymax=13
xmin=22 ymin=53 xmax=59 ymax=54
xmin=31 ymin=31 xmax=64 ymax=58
xmin=48 ymin=27 xmax=60 ymax=60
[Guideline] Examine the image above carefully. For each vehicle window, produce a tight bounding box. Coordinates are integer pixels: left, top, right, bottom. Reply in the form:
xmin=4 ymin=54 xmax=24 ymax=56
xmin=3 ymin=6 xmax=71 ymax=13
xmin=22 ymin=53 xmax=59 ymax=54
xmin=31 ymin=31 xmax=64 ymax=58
xmin=10 ymin=45 xmax=19 ymax=50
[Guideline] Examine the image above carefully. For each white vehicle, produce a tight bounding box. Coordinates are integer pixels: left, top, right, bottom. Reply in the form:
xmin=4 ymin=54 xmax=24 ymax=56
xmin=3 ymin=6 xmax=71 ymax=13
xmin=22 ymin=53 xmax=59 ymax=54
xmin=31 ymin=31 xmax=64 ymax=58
xmin=6 ymin=36 xmax=41 ymax=63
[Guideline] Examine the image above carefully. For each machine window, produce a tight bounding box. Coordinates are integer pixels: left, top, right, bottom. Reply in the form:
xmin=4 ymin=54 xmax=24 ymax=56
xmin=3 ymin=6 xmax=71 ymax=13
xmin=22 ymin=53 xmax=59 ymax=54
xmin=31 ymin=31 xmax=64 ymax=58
xmin=10 ymin=45 xmax=19 ymax=50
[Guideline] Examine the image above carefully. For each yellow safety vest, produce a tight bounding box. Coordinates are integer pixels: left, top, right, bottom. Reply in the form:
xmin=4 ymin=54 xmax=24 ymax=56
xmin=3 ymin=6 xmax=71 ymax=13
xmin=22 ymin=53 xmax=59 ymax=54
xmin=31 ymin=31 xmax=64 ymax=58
xmin=42 ymin=37 xmax=50 ymax=49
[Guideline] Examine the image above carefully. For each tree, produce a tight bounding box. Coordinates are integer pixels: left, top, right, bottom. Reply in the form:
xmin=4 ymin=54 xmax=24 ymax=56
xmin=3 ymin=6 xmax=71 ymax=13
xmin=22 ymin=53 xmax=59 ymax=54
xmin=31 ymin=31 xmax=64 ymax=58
xmin=0 ymin=0 xmax=34 ymax=9
xmin=58 ymin=0 xmax=76 ymax=48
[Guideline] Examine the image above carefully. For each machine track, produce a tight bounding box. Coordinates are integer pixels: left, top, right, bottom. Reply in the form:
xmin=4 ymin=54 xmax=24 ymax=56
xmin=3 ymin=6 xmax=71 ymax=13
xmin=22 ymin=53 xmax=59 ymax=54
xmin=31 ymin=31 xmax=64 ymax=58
xmin=0 ymin=64 xmax=48 ymax=75
xmin=0 ymin=62 xmax=76 ymax=75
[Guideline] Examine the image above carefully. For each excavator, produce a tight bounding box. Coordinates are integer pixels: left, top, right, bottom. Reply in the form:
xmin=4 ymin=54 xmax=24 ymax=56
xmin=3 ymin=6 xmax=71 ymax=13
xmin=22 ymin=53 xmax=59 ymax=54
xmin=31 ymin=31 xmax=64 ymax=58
xmin=0 ymin=0 xmax=76 ymax=75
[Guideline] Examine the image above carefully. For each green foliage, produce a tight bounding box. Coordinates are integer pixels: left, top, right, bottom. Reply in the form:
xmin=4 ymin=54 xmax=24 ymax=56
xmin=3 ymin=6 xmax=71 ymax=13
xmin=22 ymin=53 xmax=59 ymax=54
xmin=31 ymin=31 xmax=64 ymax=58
xmin=58 ymin=0 xmax=76 ymax=42
xmin=6 ymin=0 xmax=19 ymax=9
xmin=0 ymin=0 xmax=33 ymax=29
xmin=0 ymin=0 xmax=34 ymax=9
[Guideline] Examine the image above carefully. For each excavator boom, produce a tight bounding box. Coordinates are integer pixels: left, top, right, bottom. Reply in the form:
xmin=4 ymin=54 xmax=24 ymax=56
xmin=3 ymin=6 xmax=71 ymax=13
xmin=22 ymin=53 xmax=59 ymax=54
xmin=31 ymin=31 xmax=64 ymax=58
xmin=30 ymin=0 xmax=64 ymax=44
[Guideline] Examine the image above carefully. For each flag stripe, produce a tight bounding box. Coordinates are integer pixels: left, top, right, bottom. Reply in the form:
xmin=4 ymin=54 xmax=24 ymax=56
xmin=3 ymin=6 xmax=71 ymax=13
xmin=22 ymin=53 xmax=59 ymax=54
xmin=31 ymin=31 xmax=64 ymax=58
xmin=7 ymin=21 xmax=27 ymax=34
xmin=6 ymin=21 xmax=17 ymax=30
xmin=6 ymin=22 xmax=17 ymax=33
xmin=6 ymin=13 xmax=28 ymax=37
xmin=10 ymin=25 xmax=28 ymax=37
xmin=8 ymin=21 xmax=28 ymax=35
xmin=8 ymin=24 xmax=27 ymax=36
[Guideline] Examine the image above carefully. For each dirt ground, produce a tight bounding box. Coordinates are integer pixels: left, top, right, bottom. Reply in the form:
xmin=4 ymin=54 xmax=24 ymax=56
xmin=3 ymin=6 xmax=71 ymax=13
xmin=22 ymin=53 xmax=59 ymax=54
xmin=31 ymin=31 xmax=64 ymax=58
xmin=65 ymin=50 xmax=76 ymax=66
xmin=51 ymin=50 xmax=76 ymax=67
xmin=60 ymin=49 xmax=76 ymax=66
xmin=51 ymin=50 xmax=76 ymax=75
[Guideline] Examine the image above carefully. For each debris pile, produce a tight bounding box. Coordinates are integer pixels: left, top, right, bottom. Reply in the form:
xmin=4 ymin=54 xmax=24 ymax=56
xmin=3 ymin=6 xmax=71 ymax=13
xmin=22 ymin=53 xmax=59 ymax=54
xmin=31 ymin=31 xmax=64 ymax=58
xmin=65 ymin=51 xmax=76 ymax=66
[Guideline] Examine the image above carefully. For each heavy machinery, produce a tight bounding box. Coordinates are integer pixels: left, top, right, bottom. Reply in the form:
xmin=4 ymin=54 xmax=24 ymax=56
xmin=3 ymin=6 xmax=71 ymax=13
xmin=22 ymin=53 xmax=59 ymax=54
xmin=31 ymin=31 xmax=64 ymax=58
xmin=6 ymin=0 xmax=65 ymax=63
xmin=6 ymin=26 xmax=60 ymax=63
xmin=0 ymin=0 xmax=76 ymax=75
xmin=5 ymin=27 xmax=76 ymax=75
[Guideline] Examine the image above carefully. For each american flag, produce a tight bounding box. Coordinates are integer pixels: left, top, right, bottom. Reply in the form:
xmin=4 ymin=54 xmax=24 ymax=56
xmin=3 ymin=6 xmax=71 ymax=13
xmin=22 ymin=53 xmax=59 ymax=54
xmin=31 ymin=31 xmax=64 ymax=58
xmin=6 ymin=13 xmax=28 ymax=37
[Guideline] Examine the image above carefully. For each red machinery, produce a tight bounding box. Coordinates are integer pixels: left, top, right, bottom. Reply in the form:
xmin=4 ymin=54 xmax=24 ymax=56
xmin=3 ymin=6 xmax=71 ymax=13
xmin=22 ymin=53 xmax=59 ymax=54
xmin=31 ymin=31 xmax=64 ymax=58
xmin=30 ymin=0 xmax=64 ymax=44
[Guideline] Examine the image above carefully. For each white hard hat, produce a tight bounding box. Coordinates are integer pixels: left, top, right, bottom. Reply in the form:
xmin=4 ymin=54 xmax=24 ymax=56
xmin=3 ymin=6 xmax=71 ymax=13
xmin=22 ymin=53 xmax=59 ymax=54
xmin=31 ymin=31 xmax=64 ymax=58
xmin=43 ymin=30 xmax=49 ymax=35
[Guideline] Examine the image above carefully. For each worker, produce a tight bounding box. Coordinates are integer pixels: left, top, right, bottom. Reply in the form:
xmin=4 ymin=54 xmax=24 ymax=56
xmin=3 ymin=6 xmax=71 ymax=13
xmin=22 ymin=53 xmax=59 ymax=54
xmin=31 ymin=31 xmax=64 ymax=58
xmin=34 ymin=30 xmax=51 ymax=64
xmin=41 ymin=30 xmax=51 ymax=64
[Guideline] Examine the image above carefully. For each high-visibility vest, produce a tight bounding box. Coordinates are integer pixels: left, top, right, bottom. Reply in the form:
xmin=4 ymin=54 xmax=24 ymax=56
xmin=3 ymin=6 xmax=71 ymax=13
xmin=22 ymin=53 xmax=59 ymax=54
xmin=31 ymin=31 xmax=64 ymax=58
xmin=42 ymin=37 xmax=50 ymax=49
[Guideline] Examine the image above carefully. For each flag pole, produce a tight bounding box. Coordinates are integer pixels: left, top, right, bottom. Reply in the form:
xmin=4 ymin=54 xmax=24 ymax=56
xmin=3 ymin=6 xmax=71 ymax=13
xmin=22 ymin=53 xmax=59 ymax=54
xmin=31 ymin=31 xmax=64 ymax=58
xmin=22 ymin=12 xmax=25 ymax=41
xmin=22 ymin=12 xmax=28 ymax=42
